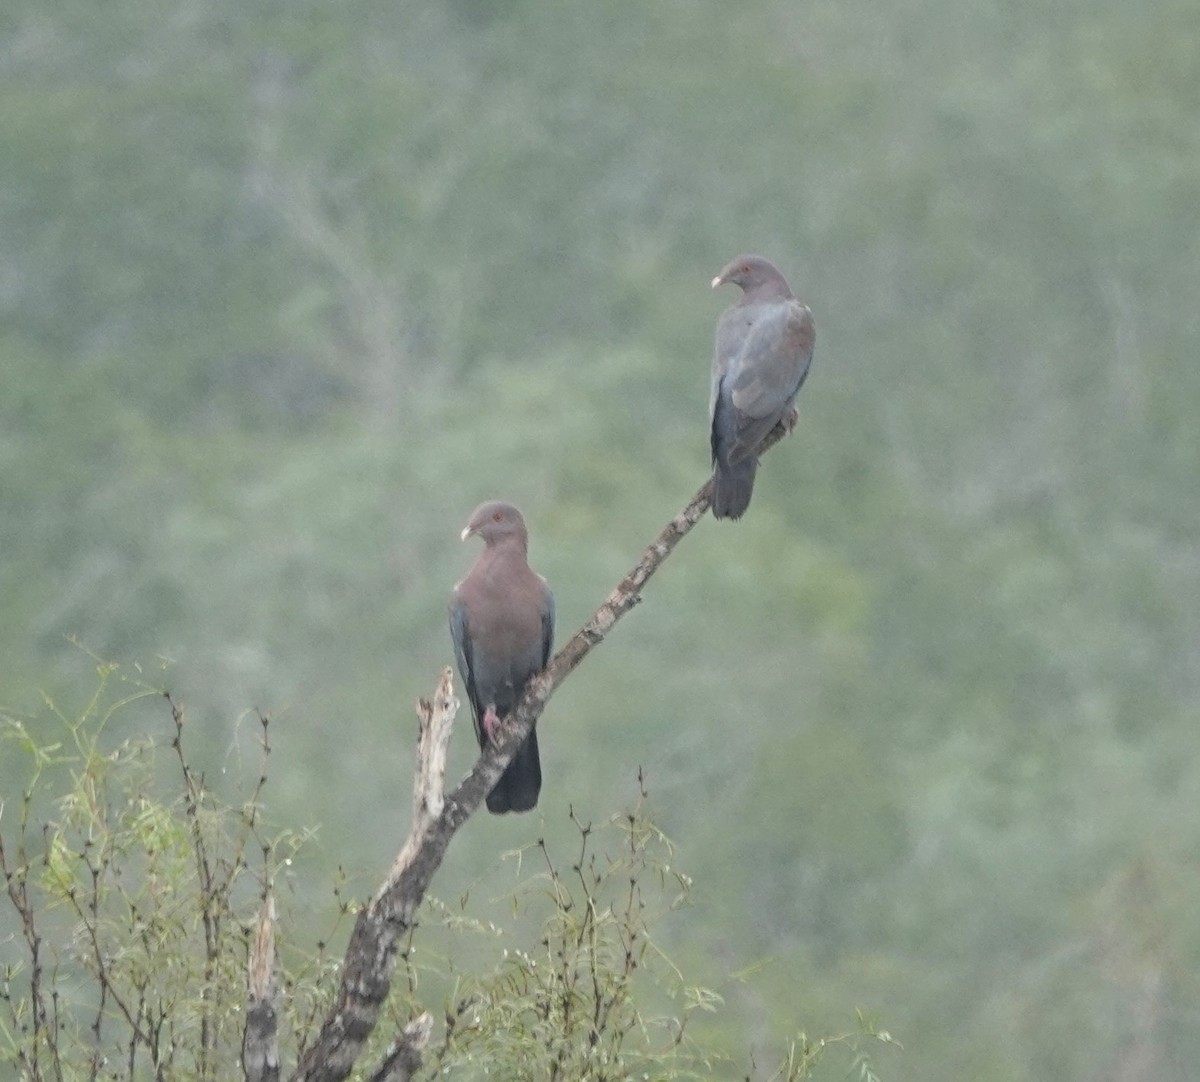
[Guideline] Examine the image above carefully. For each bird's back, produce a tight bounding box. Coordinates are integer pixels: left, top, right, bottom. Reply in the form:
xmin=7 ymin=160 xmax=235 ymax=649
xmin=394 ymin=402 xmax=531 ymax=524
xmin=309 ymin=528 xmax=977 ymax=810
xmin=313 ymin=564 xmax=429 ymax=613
xmin=727 ymin=298 xmax=814 ymax=418
xmin=708 ymin=274 xmax=815 ymax=520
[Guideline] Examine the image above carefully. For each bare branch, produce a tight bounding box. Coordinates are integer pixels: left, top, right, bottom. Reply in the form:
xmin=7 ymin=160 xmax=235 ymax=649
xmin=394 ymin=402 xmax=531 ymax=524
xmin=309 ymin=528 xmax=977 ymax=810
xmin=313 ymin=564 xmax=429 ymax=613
xmin=289 ymin=670 xmax=466 ymax=1082
xmin=375 ymin=666 xmax=458 ymax=900
xmin=243 ymin=894 xmax=281 ymax=1082
xmin=290 ymin=422 xmax=791 ymax=1081
xmin=366 ymin=1013 xmax=433 ymax=1082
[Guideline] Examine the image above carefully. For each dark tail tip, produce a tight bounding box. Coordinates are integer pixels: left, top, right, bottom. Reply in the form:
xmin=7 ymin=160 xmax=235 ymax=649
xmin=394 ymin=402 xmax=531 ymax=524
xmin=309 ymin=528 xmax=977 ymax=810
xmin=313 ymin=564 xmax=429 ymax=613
xmin=486 ymin=729 xmax=542 ymax=814
xmin=711 ymin=459 xmax=757 ymax=520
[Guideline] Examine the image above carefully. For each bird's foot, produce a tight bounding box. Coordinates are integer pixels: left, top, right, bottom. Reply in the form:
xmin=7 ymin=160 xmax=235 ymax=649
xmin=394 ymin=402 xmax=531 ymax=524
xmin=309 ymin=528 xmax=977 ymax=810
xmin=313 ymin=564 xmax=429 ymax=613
xmin=784 ymin=406 xmax=799 ymax=434
xmin=482 ymin=703 xmax=500 ymax=743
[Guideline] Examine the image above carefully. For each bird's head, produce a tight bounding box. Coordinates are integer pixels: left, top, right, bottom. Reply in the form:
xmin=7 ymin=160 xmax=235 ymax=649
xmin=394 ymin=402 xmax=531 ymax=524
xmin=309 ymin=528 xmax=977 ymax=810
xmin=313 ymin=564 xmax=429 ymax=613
xmin=711 ymin=254 xmax=790 ymax=296
xmin=461 ymin=501 xmax=528 ymax=547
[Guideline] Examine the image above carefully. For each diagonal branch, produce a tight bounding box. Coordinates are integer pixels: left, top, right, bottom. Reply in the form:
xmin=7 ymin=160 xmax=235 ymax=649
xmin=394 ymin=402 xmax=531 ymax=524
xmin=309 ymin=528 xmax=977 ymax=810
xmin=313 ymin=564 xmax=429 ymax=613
xmin=465 ymin=420 xmax=791 ymax=799
xmin=288 ymin=423 xmax=791 ymax=1082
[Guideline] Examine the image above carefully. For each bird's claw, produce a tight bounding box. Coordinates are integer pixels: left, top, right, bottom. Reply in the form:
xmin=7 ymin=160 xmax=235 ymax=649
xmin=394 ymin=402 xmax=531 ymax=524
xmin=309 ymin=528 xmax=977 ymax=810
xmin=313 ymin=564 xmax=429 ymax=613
xmin=482 ymin=703 xmax=500 ymax=743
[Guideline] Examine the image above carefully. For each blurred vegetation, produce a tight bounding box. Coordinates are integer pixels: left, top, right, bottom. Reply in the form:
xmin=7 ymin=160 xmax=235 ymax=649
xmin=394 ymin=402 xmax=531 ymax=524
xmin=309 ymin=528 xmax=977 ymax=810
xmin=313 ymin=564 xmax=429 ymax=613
xmin=0 ymin=673 xmax=893 ymax=1080
xmin=1 ymin=0 xmax=1198 ymax=1077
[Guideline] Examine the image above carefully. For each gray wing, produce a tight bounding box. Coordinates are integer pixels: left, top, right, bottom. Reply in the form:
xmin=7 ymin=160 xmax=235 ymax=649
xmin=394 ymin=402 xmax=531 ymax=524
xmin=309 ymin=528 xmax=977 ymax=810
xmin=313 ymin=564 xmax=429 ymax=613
xmin=729 ymin=300 xmax=814 ymax=418
xmin=711 ymin=306 xmax=757 ymax=463
xmin=449 ymin=598 xmax=483 ymax=737
xmin=710 ymin=307 xmax=754 ymax=419
xmin=726 ymin=300 xmax=814 ymax=461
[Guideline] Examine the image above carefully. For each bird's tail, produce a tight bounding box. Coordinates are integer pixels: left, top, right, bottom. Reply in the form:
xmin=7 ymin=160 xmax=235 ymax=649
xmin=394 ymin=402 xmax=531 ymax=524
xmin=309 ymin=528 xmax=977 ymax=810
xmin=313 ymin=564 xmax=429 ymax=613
xmin=711 ymin=455 xmax=758 ymax=520
xmin=486 ymin=727 xmax=542 ymax=814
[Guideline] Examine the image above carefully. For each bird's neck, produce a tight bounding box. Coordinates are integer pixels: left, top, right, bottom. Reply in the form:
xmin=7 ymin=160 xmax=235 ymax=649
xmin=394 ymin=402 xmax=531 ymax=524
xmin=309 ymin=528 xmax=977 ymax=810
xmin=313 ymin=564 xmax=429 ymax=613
xmin=742 ymin=282 xmax=792 ymax=304
xmin=485 ymin=536 xmax=529 ymax=561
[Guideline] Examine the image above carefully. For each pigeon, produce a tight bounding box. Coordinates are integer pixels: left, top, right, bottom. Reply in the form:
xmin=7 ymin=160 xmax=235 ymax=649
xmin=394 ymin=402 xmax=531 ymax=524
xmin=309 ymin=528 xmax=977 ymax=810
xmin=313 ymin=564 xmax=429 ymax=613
xmin=450 ymin=501 xmax=553 ymax=813
xmin=710 ymin=254 xmax=815 ymax=519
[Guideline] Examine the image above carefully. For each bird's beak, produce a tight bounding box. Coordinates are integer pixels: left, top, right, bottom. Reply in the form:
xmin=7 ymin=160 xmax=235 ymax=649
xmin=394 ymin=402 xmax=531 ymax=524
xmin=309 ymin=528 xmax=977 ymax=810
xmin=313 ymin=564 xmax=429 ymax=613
xmin=711 ymin=274 xmax=724 ymax=289
xmin=460 ymin=525 xmax=474 ymax=542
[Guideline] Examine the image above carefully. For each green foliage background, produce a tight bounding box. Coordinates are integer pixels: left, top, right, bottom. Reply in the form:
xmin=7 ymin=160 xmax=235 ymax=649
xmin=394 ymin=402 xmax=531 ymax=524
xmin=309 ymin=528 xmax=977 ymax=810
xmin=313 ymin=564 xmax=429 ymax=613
xmin=2 ymin=0 xmax=1198 ymax=1077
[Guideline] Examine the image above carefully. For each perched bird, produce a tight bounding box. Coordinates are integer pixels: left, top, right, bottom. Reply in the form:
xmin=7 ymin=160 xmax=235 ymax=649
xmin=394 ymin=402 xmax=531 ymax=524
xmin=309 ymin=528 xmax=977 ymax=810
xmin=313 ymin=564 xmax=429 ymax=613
xmin=449 ymin=501 xmax=554 ymax=814
xmin=709 ymin=254 xmax=815 ymax=520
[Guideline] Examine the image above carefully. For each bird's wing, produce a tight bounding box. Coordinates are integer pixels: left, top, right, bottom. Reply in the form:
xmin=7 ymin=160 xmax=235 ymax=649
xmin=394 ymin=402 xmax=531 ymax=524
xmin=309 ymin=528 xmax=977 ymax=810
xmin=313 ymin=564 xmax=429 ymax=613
xmin=711 ymin=306 xmax=757 ymax=463
xmin=721 ymin=301 xmax=814 ymax=463
xmin=711 ymin=307 xmax=754 ymax=418
xmin=729 ymin=300 xmax=814 ymax=419
xmin=449 ymin=598 xmax=484 ymax=741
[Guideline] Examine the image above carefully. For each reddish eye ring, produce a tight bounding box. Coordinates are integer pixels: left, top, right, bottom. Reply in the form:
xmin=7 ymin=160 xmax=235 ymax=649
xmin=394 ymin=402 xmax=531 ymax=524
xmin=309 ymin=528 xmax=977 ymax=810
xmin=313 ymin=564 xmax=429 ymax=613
xmin=493 ymin=511 xmax=503 ymax=522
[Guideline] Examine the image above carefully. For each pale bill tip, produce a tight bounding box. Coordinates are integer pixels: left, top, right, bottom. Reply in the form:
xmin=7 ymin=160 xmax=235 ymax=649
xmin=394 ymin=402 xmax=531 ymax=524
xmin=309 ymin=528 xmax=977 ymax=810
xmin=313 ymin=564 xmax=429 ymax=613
xmin=460 ymin=526 xmax=471 ymax=541
xmin=710 ymin=275 xmax=722 ymax=289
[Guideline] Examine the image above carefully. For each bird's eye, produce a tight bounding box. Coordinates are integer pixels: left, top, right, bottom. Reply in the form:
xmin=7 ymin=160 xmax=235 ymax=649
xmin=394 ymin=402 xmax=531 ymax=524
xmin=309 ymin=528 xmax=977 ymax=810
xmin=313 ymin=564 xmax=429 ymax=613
xmin=741 ymin=264 xmax=750 ymax=274
xmin=492 ymin=511 xmax=503 ymax=522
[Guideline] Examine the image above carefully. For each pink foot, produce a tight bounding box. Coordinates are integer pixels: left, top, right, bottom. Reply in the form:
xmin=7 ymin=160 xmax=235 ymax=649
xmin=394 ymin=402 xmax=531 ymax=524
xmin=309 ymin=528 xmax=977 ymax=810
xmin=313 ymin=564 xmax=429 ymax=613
xmin=482 ymin=704 xmax=500 ymax=743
